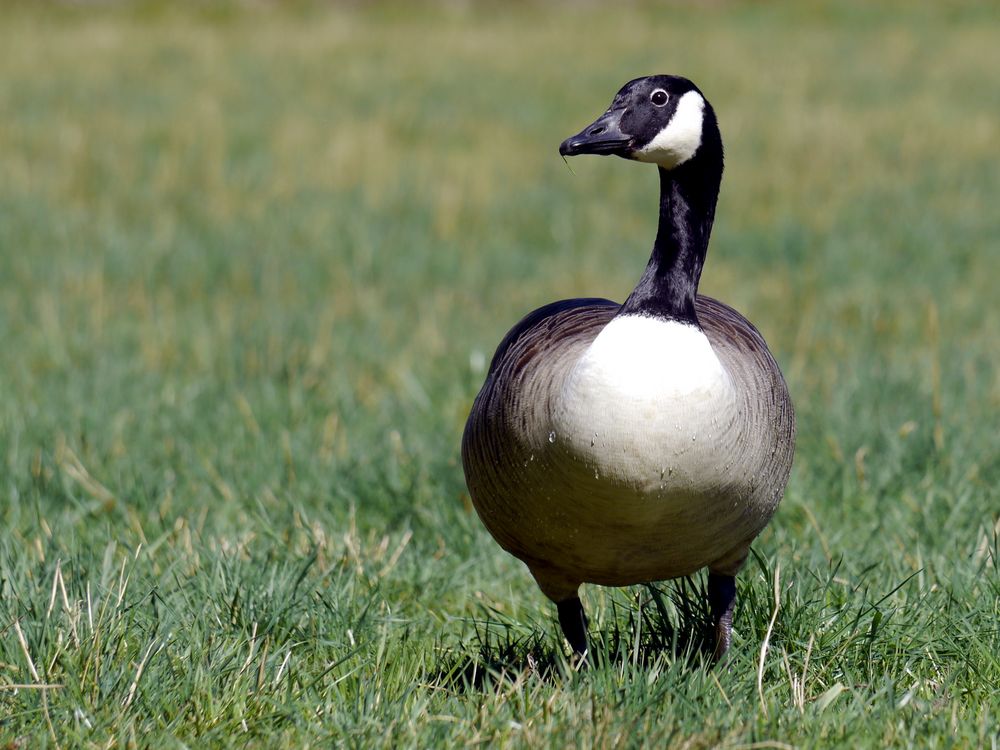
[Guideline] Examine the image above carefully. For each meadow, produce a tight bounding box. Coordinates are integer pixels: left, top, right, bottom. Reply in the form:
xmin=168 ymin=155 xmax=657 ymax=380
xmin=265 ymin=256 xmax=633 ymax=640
xmin=0 ymin=1 xmax=998 ymax=746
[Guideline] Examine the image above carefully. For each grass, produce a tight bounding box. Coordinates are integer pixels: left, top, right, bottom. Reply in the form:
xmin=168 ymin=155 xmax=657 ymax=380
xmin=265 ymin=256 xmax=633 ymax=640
xmin=1 ymin=1 xmax=998 ymax=746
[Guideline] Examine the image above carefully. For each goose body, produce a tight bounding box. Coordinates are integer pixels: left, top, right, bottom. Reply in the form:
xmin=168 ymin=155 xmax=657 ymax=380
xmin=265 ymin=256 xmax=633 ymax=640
xmin=462 ymin=76 xmax=795 ymax=660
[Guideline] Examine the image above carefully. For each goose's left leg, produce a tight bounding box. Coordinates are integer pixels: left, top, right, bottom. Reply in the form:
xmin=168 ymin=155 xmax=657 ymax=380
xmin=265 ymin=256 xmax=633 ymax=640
xmin=556 ymin=596 xmax=589 ymax=657
xmin=707 ymin=572 xmax=736 ymax=663
xmin=532 ymin=569 xmax=589 ymax=658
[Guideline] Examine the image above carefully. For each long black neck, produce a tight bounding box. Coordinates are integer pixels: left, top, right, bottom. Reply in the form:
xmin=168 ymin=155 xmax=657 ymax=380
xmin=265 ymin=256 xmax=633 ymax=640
xmin=618 ymin=120 xmax=723 ymax=325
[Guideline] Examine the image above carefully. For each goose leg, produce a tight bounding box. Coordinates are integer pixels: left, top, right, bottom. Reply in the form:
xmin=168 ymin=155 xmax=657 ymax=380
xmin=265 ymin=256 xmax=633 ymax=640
xmin=557 ymin=596 xmax=589 ymax=657
xmin=707 ymin=572 xmax=736 ymax=663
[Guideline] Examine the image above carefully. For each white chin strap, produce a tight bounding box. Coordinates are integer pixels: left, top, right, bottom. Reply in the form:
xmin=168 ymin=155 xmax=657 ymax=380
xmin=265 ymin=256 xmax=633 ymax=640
xmin=633 ymin=90 xmax=705 ymax=169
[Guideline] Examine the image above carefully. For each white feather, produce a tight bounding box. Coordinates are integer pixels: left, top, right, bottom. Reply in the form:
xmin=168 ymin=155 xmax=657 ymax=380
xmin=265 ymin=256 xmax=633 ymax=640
xmin=571 ymin=314 xmax=726 ymax=398
xmin=553 ymin=314 xmax=735 ymax=489
xmin=634 ymin=90 xmax=705 ymax=169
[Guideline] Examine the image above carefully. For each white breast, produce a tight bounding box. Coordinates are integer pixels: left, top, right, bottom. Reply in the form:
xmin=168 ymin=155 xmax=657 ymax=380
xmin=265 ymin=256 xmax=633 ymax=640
xmin=553 ymin=314 xmax=737 ymax=490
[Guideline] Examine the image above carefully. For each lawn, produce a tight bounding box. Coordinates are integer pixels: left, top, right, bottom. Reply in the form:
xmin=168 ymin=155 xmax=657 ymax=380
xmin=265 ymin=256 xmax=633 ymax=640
xmin=1 ymin=1 xmax=998 ymax=746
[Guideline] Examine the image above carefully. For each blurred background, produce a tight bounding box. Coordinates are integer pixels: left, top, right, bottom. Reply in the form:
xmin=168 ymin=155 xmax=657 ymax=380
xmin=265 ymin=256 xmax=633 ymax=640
xmin=0 ymin=1 xmax=997 ymax=745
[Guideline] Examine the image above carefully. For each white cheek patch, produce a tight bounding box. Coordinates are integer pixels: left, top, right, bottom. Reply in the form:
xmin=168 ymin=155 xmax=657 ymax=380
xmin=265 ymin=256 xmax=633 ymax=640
xmin=634 ymin=90 xmax=705 ymax=169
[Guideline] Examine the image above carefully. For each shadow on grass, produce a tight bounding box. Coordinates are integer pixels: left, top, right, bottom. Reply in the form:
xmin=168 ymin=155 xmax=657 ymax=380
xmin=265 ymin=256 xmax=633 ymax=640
xmin=431 ymin=577 xmax=717 ymax=692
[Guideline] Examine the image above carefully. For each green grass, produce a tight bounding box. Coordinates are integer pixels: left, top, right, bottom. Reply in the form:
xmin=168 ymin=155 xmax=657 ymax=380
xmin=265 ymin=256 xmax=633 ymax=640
xmin=1 ymin=1 xmax=998 ymax=746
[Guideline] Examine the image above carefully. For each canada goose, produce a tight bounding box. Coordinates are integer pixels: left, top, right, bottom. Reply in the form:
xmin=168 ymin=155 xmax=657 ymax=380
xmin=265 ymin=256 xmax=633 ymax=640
xmin=461 ymin=75 xmax=795 ymax=662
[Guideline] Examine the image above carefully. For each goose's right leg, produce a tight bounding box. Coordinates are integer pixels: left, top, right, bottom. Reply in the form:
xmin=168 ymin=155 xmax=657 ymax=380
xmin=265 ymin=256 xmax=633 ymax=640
xmin=708 ymin=571 xmax=736 ymax=663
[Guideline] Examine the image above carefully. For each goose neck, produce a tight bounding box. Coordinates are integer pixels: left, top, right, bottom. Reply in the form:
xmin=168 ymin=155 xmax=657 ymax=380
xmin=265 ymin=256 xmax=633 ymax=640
xmin=619 ymin=159 xmax=721 ymax=324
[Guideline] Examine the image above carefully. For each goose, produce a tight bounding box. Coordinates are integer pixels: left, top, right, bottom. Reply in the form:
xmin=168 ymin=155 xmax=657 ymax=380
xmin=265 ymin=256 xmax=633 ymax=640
xmin=461 ymin=75 xmax=795 ymax=662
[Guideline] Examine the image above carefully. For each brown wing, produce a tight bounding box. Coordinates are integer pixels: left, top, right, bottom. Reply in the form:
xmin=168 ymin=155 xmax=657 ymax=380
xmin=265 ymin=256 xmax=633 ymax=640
xmin=696 ymin=294 xmax=796 ymax=521
xmin=484 ymin=297 xmax=619 ymax=376
xmin=463 ymin=298 xmax=619 ymax=511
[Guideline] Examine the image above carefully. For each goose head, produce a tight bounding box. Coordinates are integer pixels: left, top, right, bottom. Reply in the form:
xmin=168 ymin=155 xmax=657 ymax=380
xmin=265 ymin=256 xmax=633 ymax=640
xmin=559 ymin=75 xmax=720 ymax=171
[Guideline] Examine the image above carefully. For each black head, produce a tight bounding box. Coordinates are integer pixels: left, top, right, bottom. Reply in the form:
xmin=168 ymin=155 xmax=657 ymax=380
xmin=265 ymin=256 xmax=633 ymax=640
xmin=559 ymin=75 xmax=719 ymax=170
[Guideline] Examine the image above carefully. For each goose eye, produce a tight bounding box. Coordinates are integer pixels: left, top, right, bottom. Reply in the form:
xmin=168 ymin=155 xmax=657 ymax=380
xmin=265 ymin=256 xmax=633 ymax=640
xmin=650 ymin=90 xmax=668 ymax=107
